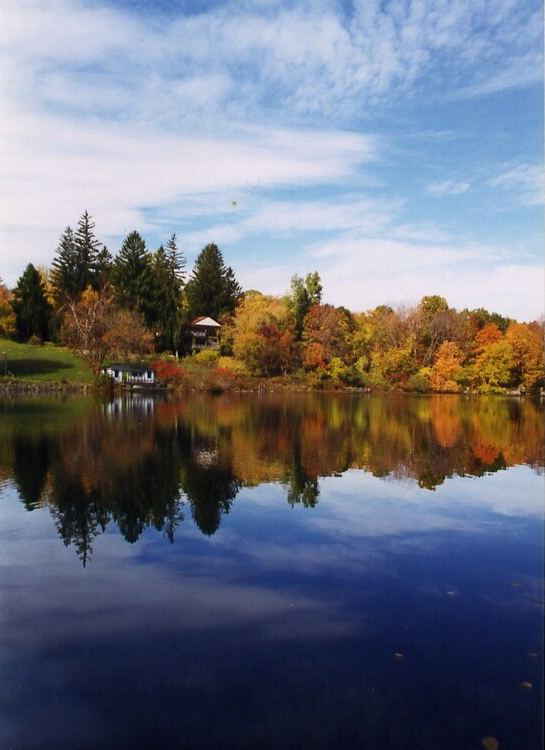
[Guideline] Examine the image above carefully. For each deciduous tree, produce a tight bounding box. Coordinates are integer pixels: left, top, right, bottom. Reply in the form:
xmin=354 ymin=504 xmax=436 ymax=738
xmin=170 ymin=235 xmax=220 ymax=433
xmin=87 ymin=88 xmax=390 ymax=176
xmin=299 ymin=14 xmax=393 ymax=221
xmin=288 ymin=271 xmax=322 ymax=339
xmin=0 ymin=278 xmax=16 ymax=337
xmin=60 ymin=286 xmax=153 ymax=378
xmin=429 ymin=341 xmax=463 ymax=392
xmin=505 ymin=322 xmax=544 ymax=390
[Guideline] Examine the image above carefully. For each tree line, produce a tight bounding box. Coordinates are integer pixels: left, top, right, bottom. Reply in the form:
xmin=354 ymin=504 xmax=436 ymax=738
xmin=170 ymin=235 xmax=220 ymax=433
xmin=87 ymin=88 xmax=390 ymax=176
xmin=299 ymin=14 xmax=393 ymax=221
xmin=1 ymin=210 xmax=543 ymax=392
xmin=0 ymin=211 xmax=242 ymax=367
xmin=220 ymin=279 xmax=543 ymax=393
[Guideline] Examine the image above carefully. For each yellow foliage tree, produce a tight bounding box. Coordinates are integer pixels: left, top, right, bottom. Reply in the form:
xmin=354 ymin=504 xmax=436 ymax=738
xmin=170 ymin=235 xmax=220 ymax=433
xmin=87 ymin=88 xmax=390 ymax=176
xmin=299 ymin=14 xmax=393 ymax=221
xmin=0 ymin=280 xmax=16 ymax=338
xmin=505 ymin=322 xmax=544 ymax=390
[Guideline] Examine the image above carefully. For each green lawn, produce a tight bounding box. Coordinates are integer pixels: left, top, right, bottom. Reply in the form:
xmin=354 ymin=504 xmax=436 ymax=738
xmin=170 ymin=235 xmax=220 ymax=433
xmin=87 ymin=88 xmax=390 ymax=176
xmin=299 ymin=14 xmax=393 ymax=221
xmin=0 ymin=339 xmax=94 ymax=383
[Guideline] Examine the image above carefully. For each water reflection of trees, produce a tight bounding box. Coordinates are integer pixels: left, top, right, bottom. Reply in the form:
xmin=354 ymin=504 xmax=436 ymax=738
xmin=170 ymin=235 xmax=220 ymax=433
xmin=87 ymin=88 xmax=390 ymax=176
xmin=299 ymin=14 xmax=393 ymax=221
xmin=1 ymin=393 xmax=543 ymax=562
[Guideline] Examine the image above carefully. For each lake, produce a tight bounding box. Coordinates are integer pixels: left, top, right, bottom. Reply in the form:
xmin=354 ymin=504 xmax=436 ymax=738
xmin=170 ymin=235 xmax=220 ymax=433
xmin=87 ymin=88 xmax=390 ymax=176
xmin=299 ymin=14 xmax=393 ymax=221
xmin=0 ymin=393 xmax=543 ymax=750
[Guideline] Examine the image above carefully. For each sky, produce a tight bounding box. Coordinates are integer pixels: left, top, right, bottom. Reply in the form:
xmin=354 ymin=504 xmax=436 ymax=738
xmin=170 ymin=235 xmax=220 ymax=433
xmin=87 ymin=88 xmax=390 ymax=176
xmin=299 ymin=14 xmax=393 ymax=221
xmin=0 ymin=0 xmax=542 ymax=320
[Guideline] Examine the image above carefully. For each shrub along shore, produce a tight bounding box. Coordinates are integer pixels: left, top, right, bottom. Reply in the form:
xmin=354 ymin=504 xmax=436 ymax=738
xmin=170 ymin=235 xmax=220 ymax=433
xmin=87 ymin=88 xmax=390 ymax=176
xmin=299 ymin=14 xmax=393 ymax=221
xmin=0 ymin=339 xmax=540 ymax=397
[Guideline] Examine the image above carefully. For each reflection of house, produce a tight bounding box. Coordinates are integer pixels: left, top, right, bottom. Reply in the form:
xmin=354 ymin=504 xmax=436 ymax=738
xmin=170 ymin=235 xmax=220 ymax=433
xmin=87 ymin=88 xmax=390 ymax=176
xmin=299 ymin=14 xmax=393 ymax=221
xmin=189 ymin=317 xmax=221 ymax=351
xmin=103 ymin=363 xmax=155 ymax=384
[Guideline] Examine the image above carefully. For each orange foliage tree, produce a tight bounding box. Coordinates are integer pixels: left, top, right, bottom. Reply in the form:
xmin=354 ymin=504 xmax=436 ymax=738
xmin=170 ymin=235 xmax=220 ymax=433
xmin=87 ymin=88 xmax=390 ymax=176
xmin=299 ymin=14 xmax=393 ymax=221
xmin=429 ymin=341 xmax=464 ymax=392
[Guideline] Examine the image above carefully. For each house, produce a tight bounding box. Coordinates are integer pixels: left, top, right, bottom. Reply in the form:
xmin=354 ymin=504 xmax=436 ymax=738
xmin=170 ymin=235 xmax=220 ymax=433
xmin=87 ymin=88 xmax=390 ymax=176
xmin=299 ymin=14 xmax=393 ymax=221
xmin=189 ymin=316 xmax=221 ymax=351
xmin=103 ymin=363 xmax=156 ymax=385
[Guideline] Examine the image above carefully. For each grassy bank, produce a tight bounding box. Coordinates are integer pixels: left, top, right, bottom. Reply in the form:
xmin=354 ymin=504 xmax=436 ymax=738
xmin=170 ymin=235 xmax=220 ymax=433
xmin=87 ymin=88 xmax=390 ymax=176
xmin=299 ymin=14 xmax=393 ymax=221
xmin=0 ymin=338 xmax=93 ymax=384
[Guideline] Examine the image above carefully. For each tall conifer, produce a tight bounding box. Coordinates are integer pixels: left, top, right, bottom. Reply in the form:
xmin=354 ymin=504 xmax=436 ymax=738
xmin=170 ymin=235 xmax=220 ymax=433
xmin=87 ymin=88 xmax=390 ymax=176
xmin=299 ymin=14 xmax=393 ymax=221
xmin=74 ymin=210 xmax=101 ymax=291
xmin=186 ymin=244 xmax=242 ymax=320
xmin=51 ymin=226 xmax=79 ymax=303
xmin=11 ymin=264 xmax=51 ymax=341
xmin=113 ymin=231 xmax=154 ymax=323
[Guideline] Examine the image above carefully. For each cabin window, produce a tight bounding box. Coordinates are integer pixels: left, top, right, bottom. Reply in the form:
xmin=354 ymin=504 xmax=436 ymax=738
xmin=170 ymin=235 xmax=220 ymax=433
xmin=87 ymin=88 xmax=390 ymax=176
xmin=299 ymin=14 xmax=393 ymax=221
xmin=147 ymin=371 xmax=153 ymax=378
xmin=114 ymin=370 xmax=119 ymax=377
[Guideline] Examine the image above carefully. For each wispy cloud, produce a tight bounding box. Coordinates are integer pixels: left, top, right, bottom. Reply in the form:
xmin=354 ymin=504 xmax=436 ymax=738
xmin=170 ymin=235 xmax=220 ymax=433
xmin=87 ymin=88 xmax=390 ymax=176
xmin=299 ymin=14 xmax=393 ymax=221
xmin=427 ymin=180 xmax=471 ymax=196
xmin=489 ymin=163 xmax=543 ymax=207
xmin=0 ymin=0 xmax=542 ymax=319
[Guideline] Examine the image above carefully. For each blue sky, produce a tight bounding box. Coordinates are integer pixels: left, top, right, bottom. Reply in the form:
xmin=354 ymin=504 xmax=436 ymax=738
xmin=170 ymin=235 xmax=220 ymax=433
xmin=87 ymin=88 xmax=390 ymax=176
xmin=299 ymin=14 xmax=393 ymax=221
xmin=0 ymin=0 xmax=542 ymax=319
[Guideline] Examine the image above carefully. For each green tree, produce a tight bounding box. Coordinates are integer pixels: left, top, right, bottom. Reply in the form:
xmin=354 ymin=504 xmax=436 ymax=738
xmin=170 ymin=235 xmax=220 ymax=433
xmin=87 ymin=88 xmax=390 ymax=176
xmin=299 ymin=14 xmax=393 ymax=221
xmin=149 ymin=243 xmax=184 ymax=352
xmin=288 ymin=271 xmax=322 ymax=339
xmin=185 ymin=243 xmax=242 ymax=320
xmin=166 ymin=233 xmax=186 ymax=284
xmin=51 ymin=226 xmax=79 ymax=302
xmin=74 ymin=210 xmax=101 ymax=291
xmin=95 ymin=246 xmax=113 ymax=288
xmin=113 ymin=231 xmax=154 ymax=323
xmin=51 ymin=212 xmax=102 ymax=301
xmin=11 ymin=264 xmax=52 ymax=341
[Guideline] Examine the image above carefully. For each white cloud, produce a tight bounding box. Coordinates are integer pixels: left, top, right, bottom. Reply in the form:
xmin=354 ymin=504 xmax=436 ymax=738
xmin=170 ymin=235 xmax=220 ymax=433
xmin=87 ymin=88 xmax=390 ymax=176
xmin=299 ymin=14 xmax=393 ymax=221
xmin=238 ymin=233 xmax=544 ymax=320
xmin=489 ymin=163 xmax=543 ymax=207
xmin=0 ymin=0 xmax=541 ymax=321
xmin=0 ymin=100 xmax=377 ymax=277
xmin=427 ymin=180 xmax=471 ymax=196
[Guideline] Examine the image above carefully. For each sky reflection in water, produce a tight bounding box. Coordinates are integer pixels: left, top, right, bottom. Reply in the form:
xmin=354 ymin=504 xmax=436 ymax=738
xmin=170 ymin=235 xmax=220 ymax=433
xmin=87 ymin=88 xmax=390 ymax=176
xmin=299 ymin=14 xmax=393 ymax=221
xmin=0 ymin=393 xmax=543 ymax=750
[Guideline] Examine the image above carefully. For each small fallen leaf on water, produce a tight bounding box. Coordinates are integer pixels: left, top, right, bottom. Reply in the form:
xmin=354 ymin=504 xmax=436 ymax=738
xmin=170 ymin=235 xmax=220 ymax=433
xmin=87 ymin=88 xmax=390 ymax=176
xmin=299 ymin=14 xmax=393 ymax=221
xmin=232 ymin=200 xmax=238 ymax=206
xmin=510 ymin=582 xmax=521 ymax=588
xmin=481 ymin=737 xmax=499 ymax=750
xmin=394 ymin=653 xmax=404 ymax=660
xmin=527 ymin=652 xmax=537 ymax=659
xmin=446 ymin=590 xmax=456 ymax=596
xmin=520 ymin=681 xmax=533 ymax=690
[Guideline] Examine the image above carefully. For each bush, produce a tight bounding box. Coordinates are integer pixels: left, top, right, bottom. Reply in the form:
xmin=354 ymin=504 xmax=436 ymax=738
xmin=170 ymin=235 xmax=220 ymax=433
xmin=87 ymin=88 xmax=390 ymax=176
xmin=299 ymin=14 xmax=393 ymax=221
xmin=27 ymin=334 xmax=43 ymax=346
xmin=218 ymin=356 xmax=246 ymax=374
xmin=151 ymin=359 xmax=186 ymax=385
xmin=194 ymin=348 xmax=219 ymax=366
xmin=409 ymin=367 xmax=432 ymax=393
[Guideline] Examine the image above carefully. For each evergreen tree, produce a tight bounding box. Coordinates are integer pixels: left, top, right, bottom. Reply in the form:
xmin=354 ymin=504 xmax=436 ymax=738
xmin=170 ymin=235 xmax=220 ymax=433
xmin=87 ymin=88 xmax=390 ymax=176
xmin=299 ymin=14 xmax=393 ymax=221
xmin=11 ymin=264 xmax=52 ymax=341
xmin=166 ymin=233 xmax=186 ymax=284
xmin=51 ymin=212 xmax=102 ymax=302
xmin=51 ymin=226 xmax=79 ymax=303
xmin=95 ymin=245 xmax=113 ymax=288
xmin=73 ymin=210 xmax=101 ymax=291
xmin=113 ymin=231 xmax=154 ymax=323
xmin=186 ymin=243 xmax=242 ymax=321
xmin=149 ymin=244 xmax=184 ymax=352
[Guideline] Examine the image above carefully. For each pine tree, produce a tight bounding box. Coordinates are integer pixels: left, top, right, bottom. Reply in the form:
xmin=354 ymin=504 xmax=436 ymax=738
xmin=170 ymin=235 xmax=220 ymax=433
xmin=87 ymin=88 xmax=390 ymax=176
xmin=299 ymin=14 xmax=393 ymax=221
xmin=51 ymin=226 xmax=79 ymax=303
xmin=11 ymin=264 xmax=52 ymax=341
xmin=74 ymin=210 xmax=101 ymax=291
xmin=51 ymin=212 xmax=102 ymax=302
xmin=186 ymin=244 xmax=242 ymax=320
xmin=166 ymin=233 xmax=186 ymax=284
xmin=113 ymin=231 xmax=154 ymax=323
xmin=95 ymin=246 xmax=113 ymax=288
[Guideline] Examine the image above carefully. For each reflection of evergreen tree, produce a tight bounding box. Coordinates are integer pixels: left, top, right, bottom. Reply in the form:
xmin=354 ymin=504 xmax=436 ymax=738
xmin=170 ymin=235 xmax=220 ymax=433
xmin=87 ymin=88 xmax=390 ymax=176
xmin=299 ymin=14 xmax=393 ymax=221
xmin=13 ymin=435 xmax=51 ymax=510
xmin=182 ymin=461 xmax=240 ymax=536
xmin=109 ymin=429 xmax=184 ymax=543
xmin=49 ymin=477 xmax=109 ymax=567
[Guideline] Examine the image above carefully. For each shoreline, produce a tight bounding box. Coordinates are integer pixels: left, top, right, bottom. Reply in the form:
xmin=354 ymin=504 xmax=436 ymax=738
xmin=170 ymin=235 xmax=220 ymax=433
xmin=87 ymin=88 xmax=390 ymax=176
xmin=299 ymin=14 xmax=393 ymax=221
xmin=0 ymin=379 xmax=541 ymax=398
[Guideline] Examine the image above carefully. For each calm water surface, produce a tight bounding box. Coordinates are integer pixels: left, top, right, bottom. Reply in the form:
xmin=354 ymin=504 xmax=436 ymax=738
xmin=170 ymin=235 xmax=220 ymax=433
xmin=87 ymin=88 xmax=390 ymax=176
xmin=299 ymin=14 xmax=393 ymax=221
xmin=0 ymin=393 xmax=543 ymax=750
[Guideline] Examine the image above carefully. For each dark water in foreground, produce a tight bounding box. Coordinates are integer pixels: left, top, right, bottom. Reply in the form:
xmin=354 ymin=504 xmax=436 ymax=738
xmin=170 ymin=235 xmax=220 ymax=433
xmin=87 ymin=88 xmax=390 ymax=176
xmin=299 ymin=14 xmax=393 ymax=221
xmin=0 ymin=393 xmax=543 ymax=750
